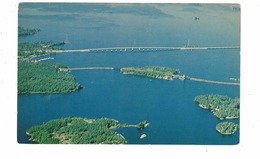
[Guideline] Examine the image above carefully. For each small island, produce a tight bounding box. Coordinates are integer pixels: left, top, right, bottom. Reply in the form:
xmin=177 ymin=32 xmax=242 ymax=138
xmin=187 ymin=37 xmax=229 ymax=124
xmin=216 ymin=121 xmax=239 ymax=135
xmin=120 ymin=66 xmax=180 ymax=80
xmin=18 ymin=26 xmax=40 ymax=36
xmin=136 ymin=120 xmax=149 ymax=130
xmin=26 ymin=117 xmax=149 ymax=144
xmin=140 ymin=134 xmax=147 ymax=139
xmin=194 ymin=95 xmax=240 ymax=120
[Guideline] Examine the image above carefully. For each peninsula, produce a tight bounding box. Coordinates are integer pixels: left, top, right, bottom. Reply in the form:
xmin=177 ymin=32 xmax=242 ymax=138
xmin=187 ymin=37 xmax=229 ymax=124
xmin=18 ymin=41 xmax=65 ymax=59
xmin=26 ymin=117 xmax=149 ymax=144
xmin=18 ymin=27 xmax=82 ymax=95
xmin=18 ymin=60 xmax=82 ymax=95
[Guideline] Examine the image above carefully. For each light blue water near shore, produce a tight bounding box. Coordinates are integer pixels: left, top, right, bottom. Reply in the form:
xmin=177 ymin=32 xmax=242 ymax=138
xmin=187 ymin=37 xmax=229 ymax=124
xmin=18 ymin=3 xmax=240 ymax=144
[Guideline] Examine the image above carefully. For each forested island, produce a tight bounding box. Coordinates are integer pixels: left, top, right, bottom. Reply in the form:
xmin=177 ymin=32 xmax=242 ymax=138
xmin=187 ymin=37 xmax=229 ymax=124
xmin=27 ymin=117 xmax=149 ymax=144
xmin=194 ymin=94 xmax=240 ymax=135
xmin=216 ymin=121 xmax=239 ymax=135
xmin=120 ymin=66 xmax=180 ymax=80
xmin=18 ymin=27 xmax=82 ymax=95
xmin=18 ymin=26 xmax=40 ymax=36
xmin=194 ymin=95 xmax=240 ymax=120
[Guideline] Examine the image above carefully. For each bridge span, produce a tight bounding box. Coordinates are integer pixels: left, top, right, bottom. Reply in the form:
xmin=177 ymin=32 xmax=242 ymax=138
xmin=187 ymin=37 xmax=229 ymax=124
xmin=56 ymin=46 xmax=240 ymax=53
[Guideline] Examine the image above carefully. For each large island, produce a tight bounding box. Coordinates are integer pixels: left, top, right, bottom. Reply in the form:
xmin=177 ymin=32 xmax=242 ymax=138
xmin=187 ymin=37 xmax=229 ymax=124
xmin=120 ymin=66 xmax=181 ymax=80
xmin=27 ymin=117 xmax=148 ymax=144
xmin=194 ymin=94 xmax=240 ymax=120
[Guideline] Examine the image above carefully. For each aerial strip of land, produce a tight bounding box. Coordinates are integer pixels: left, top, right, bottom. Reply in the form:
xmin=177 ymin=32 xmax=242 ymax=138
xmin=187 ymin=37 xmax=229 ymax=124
xmin=55 ymin=46 xmax=240 ymax=53
xmin=66 ymin=66 xmax=240 ymax=86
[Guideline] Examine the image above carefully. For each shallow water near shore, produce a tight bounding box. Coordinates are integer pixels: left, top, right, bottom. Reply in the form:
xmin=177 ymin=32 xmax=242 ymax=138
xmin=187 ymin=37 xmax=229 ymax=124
xmin=18 ymin=3 xmax=240 ymax=144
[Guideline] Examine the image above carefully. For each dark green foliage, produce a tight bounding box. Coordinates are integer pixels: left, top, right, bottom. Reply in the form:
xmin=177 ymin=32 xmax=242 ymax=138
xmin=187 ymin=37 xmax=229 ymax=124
xmin=18 ymin=26 xmax=40 ymax=36
xmin=120 ymin=66 xmax=180 ymax=80
xmin=18 ymin=41 xmax=64 ymax=59
xmin=194 ymin=95 xmax=240 ymax=120
xmin=136 ymin=120 xmax=149 ymax=130
xmin=195 ymin=95 xmax=240 ymax=135
xmin=27 ymin=117 xmax=127 ymax=144
xmin=27 ymin=118 xmax=70 ymax=144
xmin=18 ymin=60 xmax=82 ymax=95
xmin=216 ymin=121 xmax=239 ymax=135
xmin=94 ymin=118 xmax=118 ymax=128
xmin=17 ymin=39 xmax=80 ymax=95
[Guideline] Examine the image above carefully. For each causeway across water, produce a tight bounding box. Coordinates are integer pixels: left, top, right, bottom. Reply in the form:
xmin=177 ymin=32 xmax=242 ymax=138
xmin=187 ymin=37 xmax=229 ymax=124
xmin=67 ymin=67 xmax=240 ymax=86
xmin=56 ymin=46 xmax=240 ymax=53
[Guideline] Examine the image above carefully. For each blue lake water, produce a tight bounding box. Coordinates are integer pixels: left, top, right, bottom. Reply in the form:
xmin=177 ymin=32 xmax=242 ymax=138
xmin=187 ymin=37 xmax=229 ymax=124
xmin=18 ymin=3 xmax=240 ymax=144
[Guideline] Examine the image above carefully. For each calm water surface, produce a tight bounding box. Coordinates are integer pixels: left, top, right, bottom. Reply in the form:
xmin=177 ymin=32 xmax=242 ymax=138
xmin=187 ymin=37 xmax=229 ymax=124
xmin=18 ymin=3 xmax=240 ymax=144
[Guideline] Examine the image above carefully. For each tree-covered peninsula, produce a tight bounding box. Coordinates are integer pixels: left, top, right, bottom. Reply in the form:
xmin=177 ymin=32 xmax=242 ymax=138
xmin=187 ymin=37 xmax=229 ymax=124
xmin=120 ymin=66 xmax=180 ymax=80
xmin=216 ymin=121 xmax=239 ymax=135
xmin=18 ymin=60 xmax=82 ymax=95
xmin=194 ymin=95 xmax=240 ymax=120
xmin=18 ymin=26 xmax=40 ymax=36
xmin=27 ymin=117 xmax=148 ymax=144
xmin=18 ymin=28 xmax=82 ymax=95
xmin=18 ymin=41 xmax=65 ymax=59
